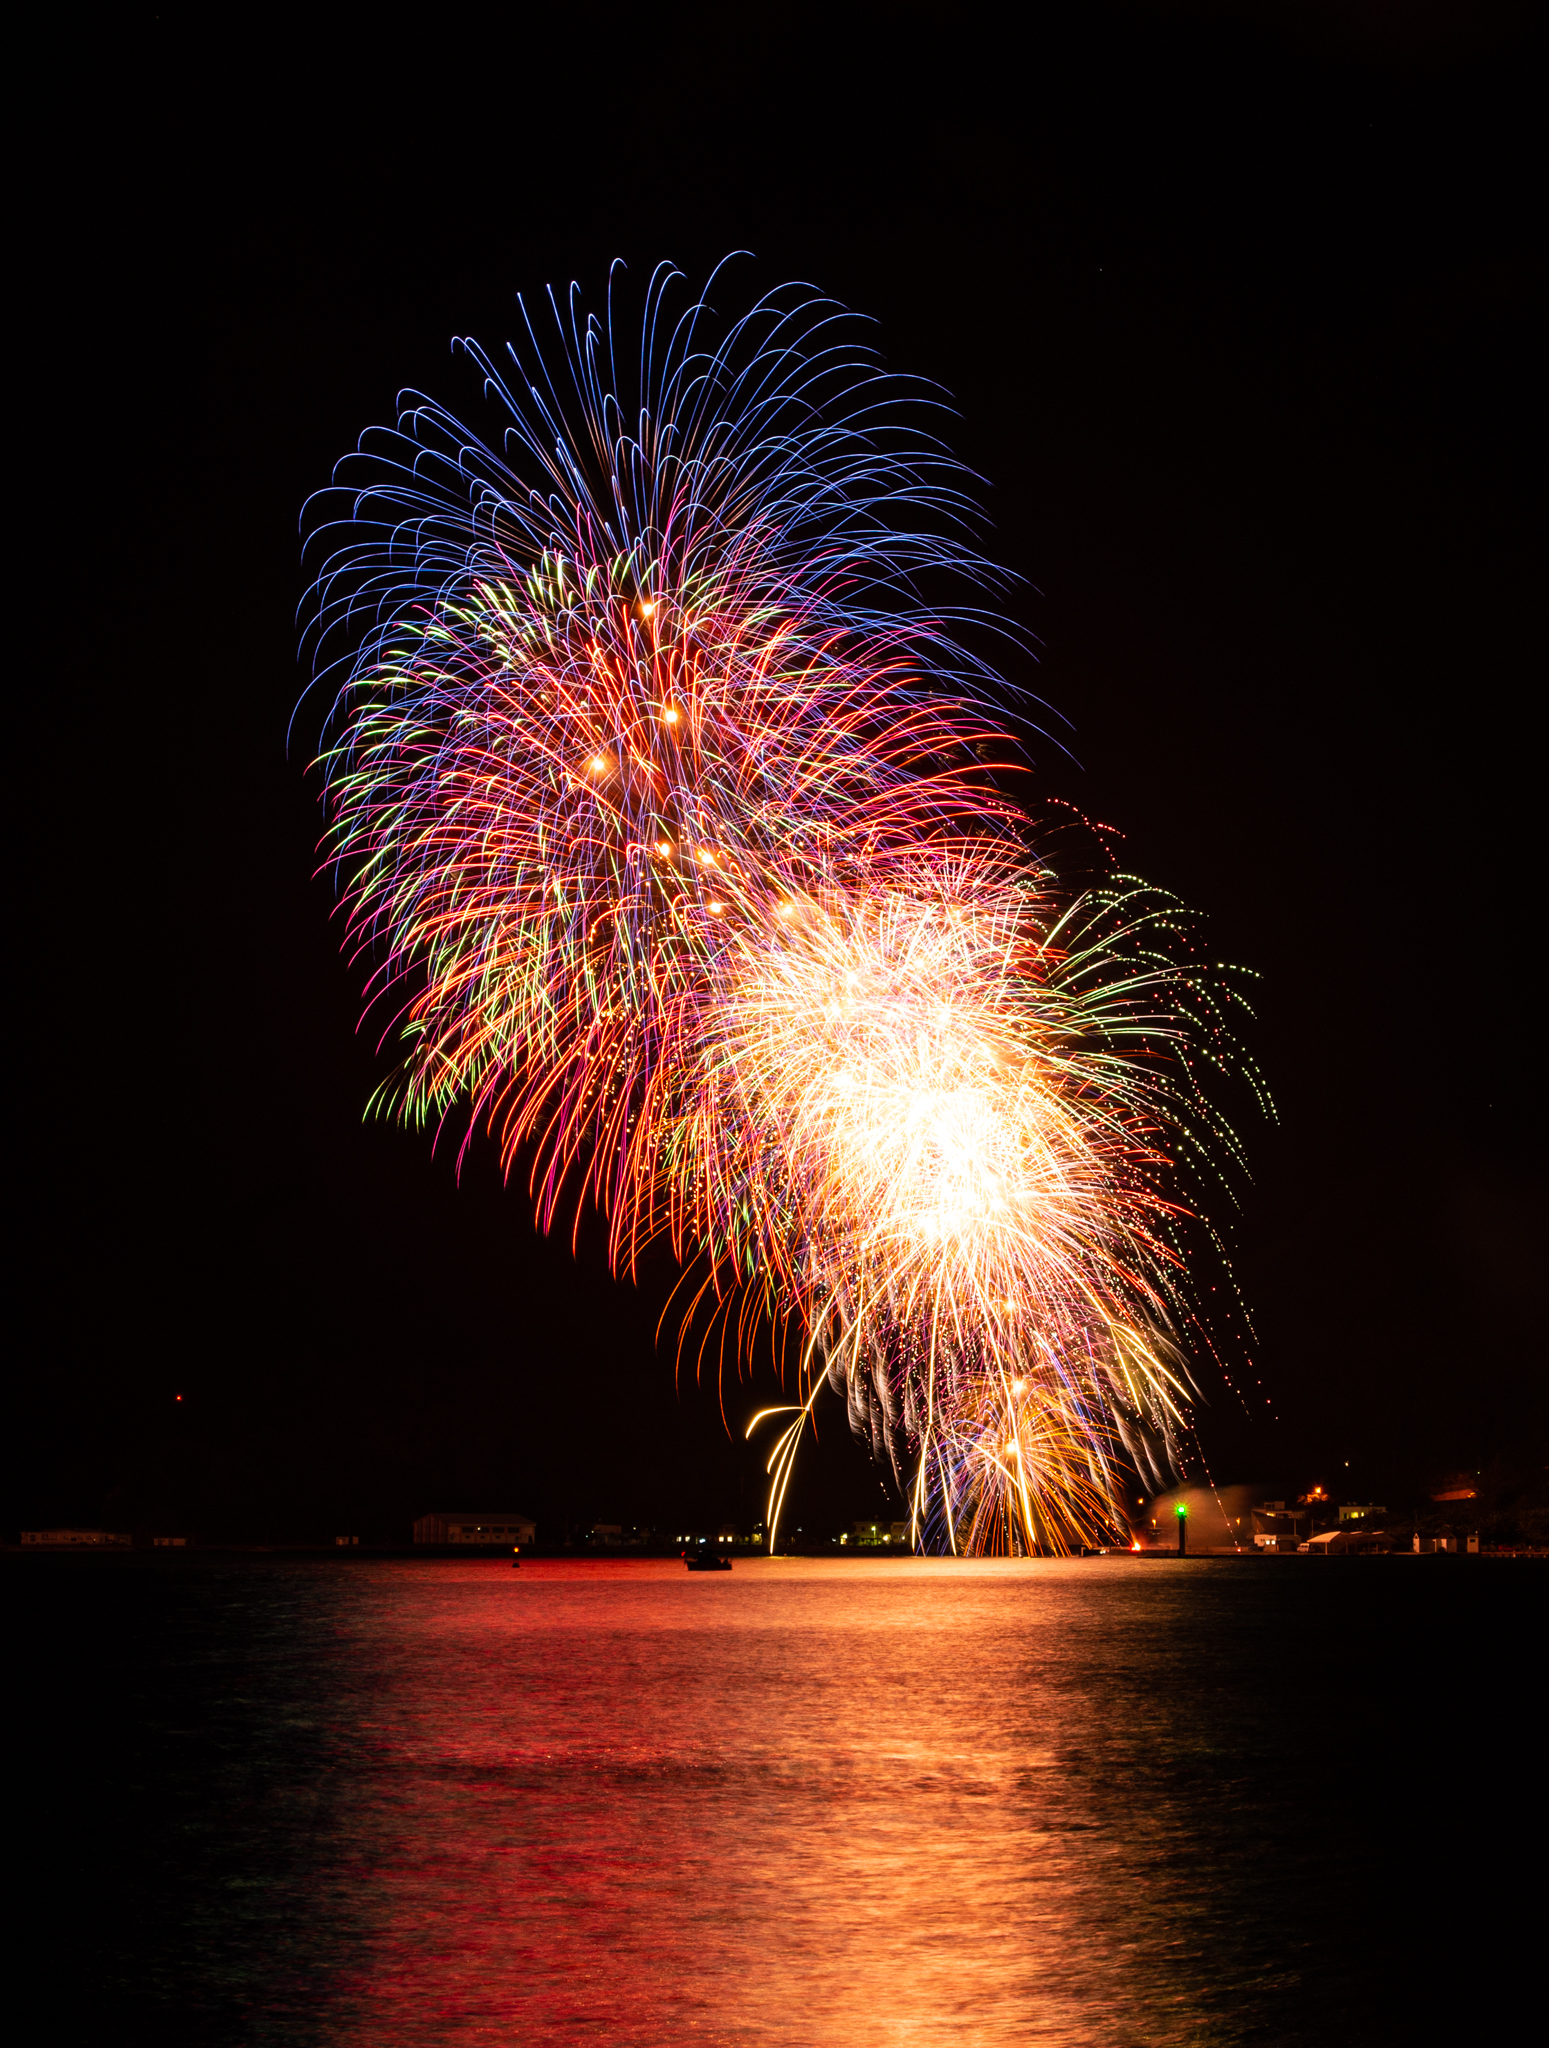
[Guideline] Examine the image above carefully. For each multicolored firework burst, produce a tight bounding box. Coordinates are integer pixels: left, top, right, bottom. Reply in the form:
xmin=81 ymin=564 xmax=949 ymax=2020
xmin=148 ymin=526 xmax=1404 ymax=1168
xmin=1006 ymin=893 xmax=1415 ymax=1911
xmin=302 ymin=260 xmax=1266 ymax=1554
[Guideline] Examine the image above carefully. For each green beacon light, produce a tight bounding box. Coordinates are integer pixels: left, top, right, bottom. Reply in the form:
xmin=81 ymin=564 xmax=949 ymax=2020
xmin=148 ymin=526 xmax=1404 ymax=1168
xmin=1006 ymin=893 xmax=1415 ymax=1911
xmin=1175 ymin=1502 xmax=1188 ymax=1555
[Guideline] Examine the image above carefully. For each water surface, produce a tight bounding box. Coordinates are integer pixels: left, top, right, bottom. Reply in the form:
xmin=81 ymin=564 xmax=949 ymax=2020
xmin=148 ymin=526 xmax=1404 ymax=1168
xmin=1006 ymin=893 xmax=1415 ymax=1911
xmin=11 ymin=1554 xmax=1531 ymax=2043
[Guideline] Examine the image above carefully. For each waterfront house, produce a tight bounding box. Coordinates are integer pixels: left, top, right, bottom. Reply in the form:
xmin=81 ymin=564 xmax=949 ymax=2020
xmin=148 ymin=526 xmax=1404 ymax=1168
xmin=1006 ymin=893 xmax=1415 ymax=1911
xmin=1299 ymin=1528 xmax=1392 ymax=1554
xmin=412 ymin=1513 xmax=536 ymax=1546
xmin=1251 ymin=1503 xmax=1309 ymax=1549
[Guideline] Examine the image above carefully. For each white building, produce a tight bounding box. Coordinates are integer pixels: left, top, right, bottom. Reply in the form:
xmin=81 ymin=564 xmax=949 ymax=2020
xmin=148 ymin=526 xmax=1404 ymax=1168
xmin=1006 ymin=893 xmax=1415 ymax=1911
xmin=412 ymin=1513 xmax=536 ymax=1546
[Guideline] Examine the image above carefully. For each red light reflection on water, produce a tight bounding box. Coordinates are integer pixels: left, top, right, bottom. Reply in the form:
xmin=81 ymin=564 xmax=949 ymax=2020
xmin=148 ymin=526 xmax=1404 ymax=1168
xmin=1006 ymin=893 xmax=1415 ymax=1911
xmin=307 ymin=1557 xmax=1241 ymax=2044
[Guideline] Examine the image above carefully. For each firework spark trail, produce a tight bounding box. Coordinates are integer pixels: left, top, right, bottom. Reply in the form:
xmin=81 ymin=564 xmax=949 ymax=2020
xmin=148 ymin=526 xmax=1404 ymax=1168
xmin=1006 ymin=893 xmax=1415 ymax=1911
xmin=306 ymin=264 xmax=1017 ymax=1243
xmin=302 ymin=260 xmax=1265 ymax=1553
xmin=698 ymin=857 xmax=1246 ymax=1549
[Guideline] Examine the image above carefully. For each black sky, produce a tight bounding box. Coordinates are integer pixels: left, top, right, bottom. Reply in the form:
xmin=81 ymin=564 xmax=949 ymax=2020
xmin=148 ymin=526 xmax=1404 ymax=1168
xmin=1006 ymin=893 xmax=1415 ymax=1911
xmin=12 ymin=3 xmax=1542 ymax=1541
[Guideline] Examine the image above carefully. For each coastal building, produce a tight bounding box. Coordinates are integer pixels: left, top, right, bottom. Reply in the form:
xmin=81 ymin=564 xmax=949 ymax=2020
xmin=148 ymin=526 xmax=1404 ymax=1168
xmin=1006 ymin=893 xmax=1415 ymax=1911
xmin=20 ymin=1529 xmax=131 ymax=1547
xmin=850 ymin=1520 xmax=910 ymax=1546
xmin=1251 ymin=1503 xmax=1309 ymax=1550
xmin=412 ymin=1513 xmax=536 ymax=1546
xmin=1337 ymin=1503 xmax=1386 ymax=1523
xmin=1300 ymin=1528 xmax=1392 ymax=1554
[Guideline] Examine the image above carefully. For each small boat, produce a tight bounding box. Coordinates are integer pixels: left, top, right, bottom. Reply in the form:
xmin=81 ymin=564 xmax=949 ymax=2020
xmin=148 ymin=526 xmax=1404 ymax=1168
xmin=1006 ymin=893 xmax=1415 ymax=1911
xmin=685 ymin=1549 xmax=732 ymax=1572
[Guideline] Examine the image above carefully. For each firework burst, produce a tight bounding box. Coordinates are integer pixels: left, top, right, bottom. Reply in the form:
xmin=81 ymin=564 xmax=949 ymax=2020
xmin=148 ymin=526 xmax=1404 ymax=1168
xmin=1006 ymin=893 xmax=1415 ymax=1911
xmin=698 ymin=853 xmax=1251 ymax=1550
xmin=301 ymin=261 xmax=1264 ymax=1553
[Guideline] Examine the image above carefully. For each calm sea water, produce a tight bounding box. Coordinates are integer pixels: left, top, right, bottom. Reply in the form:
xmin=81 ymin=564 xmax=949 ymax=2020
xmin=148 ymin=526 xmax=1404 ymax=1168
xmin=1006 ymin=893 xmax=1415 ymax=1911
xmin=10 ymin=1554 xmax=1535 ymax=2044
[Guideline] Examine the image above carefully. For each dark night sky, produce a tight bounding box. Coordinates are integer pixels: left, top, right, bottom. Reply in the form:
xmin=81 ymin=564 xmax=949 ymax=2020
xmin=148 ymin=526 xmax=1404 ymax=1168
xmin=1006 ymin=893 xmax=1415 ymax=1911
xmin=12 ymin=4 xmax=1542 ymax=1541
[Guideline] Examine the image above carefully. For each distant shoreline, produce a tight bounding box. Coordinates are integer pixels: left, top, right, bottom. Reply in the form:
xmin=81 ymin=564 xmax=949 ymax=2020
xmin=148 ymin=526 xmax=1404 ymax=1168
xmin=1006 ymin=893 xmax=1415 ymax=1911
xmin=6 ymin=1543 xmax=1545 ymax=1561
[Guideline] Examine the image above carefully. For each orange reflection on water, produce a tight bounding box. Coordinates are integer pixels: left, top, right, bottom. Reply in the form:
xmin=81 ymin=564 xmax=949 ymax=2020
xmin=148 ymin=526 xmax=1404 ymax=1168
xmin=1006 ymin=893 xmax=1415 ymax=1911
xmin=310 ymin=1557 xmax=1278 ymax=2044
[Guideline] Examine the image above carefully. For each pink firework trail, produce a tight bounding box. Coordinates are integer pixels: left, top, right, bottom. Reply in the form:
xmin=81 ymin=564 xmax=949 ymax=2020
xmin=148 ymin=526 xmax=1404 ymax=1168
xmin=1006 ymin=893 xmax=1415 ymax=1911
xmin=301 ymin=260 xmax=1267 ymax=1553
